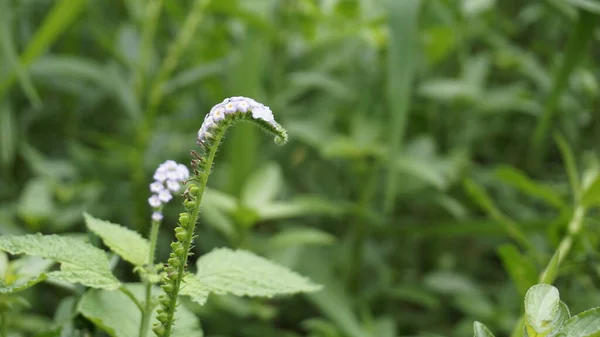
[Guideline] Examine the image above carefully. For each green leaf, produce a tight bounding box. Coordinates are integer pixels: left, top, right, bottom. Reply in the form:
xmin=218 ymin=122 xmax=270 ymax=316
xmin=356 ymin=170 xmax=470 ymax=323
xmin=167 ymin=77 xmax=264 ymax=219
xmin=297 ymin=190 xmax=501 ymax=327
xmin=0 ymin=274 xmax=47 ymax=294
xmin=384 ymin=0 xmax=421 ymax=214
xmin=179 ymin=274 xmax=209 ymax=305
xmin=78 ymin=283 xmax=202 ymax=337
xmin=495 ymin=166 xmax=565 ymax=209
xmin=0 ymin=234 xmax=120 ymax=289
xmin=0 ymin=0 xmax=86 ymax=95
xmin=473 ymin=321 xmax=496 ymax=337
xmin=581 ymin=173 xmax=600 ymax=207
xmin=540 ymin=250 xmax=561 ymax=284
xmin=463 ymin=178 xmax=530 ymax=248
xmin=269 ymin=227 xmax=336 ymax=247
xmin=17 ymin=178 xmax=55 ymax=226
xmin=497 ymin=244 xmax=538 ymax=297
xmin=530 ymin=9 xmax=597 ymax=166
xmin=565 ymin=0 xmax=600 ymax=14
xmin=557 ymin=307 xmax=600 ymax=337
xmin=84 ymin=213 xmax=150 ymax=267
xmin=0 ymin=2 xmax=41 ymax=107
xmin=554 ymin=133 xmax=580 ymax=200
xmin=524 ymin=284 xmax=569 ymax=337
xmin=0 ymin=102 xmax=17 ymax=168
xmin=193 ymin=248 xmax=322 ymax=298
xmin=241 ymin=162 xmax=283 ymax=209
xmin=394 ymin=155 xmax=447 ymax=190
xmin=257 ymin=196 xmax=344 ymax=221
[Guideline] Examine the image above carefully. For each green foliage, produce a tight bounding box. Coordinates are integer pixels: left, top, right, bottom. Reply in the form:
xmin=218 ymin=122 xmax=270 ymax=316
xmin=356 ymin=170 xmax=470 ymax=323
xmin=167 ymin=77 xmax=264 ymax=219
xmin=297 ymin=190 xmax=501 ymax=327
xmin=0 ymin=233 xmax=120 ymax=289
xmin=78 ymin=284 xmax=203 ymax=337
xmin=0 ymin=274 xmax=47 ymax=294
xmin=84 ymin=212 xmax=150 ymax=267
xmin=556 ymin=308 xmax=600 ymax=337
xmin=192 ymin=247 xmax=322 ymax=297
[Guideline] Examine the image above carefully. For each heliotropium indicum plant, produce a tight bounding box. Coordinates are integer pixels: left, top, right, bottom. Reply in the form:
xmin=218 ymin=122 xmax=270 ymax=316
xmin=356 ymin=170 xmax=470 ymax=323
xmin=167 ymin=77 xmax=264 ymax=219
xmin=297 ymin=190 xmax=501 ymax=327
xmin=0 ymin=97 xmax=320 ymax=337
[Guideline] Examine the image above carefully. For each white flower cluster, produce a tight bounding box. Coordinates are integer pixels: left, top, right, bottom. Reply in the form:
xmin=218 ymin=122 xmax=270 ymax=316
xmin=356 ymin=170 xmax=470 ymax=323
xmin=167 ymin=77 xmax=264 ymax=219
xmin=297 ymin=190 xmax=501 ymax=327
xmin=148 ymin=160 xmax=190 ymax=221
xmin=197 ymin=96 xmax=276 ymax=144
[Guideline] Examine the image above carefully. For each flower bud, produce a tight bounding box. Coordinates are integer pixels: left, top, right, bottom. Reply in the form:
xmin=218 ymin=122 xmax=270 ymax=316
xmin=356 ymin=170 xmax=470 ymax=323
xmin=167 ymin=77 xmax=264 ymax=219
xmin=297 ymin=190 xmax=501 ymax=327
xmin=168 ymin=257 xmax=181 ymax=268
xmin=175 ymin=228 xmax=187 ymax=241
xmin=179 ymin=213 xmax=190 ymax=227
xmin=161 ymin=283 xmax=173 ymax=293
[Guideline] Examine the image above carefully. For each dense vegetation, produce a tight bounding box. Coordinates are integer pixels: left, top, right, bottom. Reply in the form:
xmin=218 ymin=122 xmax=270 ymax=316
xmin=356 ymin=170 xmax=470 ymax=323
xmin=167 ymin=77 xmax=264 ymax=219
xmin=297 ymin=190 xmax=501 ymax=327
xmin=1 ymin=0 xmax=600 ymax=336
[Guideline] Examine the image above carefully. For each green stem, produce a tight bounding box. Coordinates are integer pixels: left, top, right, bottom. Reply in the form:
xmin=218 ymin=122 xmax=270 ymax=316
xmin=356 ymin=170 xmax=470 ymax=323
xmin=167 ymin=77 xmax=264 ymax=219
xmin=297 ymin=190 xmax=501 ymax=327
xmin=509 ymin=205 xmax=587 ymax=337
xmin=139 ymin=219 xmax=162 ymax=337
xmin=540 ymin=205 xmax=586 ymax=281
xmin=120 ymin=286 xmax=144 ymax=312
xmin=159 ymin=132 xmax=224 ymax=337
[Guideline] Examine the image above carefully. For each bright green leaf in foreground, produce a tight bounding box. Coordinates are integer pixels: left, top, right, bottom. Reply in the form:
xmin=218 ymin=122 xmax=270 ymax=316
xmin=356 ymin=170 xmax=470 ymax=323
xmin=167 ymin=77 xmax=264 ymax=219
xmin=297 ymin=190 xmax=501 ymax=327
xmin=193 ymin=248 xmax=322 ymax=298
xmin=84 ymin=212 xmax=150 ymax=267
xmin=557 ymin=307 xmax=600 ymax=337
xmin=524 ymin=284 xmax=569 ymax=337
xmin=0 ymin=234 xmax=120 ymax=289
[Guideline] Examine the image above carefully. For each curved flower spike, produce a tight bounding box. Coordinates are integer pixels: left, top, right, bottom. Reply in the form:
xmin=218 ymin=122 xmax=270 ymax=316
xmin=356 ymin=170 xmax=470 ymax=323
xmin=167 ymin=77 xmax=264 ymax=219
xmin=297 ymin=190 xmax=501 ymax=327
xmin=196 ymin=96 xmax=288 ymax=149
xmin=153 ymin=97 xmax=289 ymax=337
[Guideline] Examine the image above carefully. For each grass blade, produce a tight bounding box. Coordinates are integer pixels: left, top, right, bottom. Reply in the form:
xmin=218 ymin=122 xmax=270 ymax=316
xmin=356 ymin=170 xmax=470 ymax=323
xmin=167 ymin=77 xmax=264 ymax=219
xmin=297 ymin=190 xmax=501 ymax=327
xmin=383 ymin=0 xmax=421 ymax=215
xmin=530 ymin=10 xmax=597 ymax=168
xmin=0 ymin=1 xmax=41 ymax=107
xmin=0 ymin=0 xmax=86 ymax=97
xmin=554 ymin=133 xmax=580 ymax=201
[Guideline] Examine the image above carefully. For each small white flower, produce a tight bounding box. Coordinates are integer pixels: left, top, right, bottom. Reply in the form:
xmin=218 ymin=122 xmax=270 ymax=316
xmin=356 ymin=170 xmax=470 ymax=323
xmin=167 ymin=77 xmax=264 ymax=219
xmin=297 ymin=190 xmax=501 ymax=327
xmin=153 ymin=170 xmax=167 ymax=182
xmin=230 ymin=96 xmax=245 ymax=101
xmin=163 ymin=160 xmax=177 ymax=170
xmin=238 ymin=100 xmax=250 ymax=112
xmin=152 ymin=211 xmax=163 ymax=222
xmin=248 ymin=98 xmax=260 ymax=108
xmin=212 ymin=107 xmax=226 ymax=121
xmin=166 ymin=170 xmax=179 ymax=180
xmin=166 ymin=179 xmax=180 ymax=191
xmin=224 ymin=102 xmax=236 ymax=114
xmin=204 ymin=115 xmax=214 ymax=128
xmin=158 ymin=189 xmax=172 ymax=203
xmin=252 ymin=106 xmax=275 ymax=122
xmin=149 ymin=195 xmax=161 ymax=208
xmin=150 ymin=181 xmax=164 ymax=193
xmin=177 ymin=164 xmax=190 ymax=180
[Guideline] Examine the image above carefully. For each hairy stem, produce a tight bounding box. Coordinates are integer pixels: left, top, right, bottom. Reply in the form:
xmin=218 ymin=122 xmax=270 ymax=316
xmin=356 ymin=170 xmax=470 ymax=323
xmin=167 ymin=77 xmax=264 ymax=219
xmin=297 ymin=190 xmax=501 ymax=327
xmin=139 ymin=218 xmax=162 ymax=337
xmin=154 ymin=132 xmax=224 ymax=337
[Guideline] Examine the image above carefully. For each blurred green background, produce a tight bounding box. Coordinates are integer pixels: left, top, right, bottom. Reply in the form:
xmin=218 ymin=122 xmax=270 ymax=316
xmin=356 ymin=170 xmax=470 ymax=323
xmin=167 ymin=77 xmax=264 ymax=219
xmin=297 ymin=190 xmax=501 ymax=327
xmin=1 ymin=0 xmax=600 ymax=336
